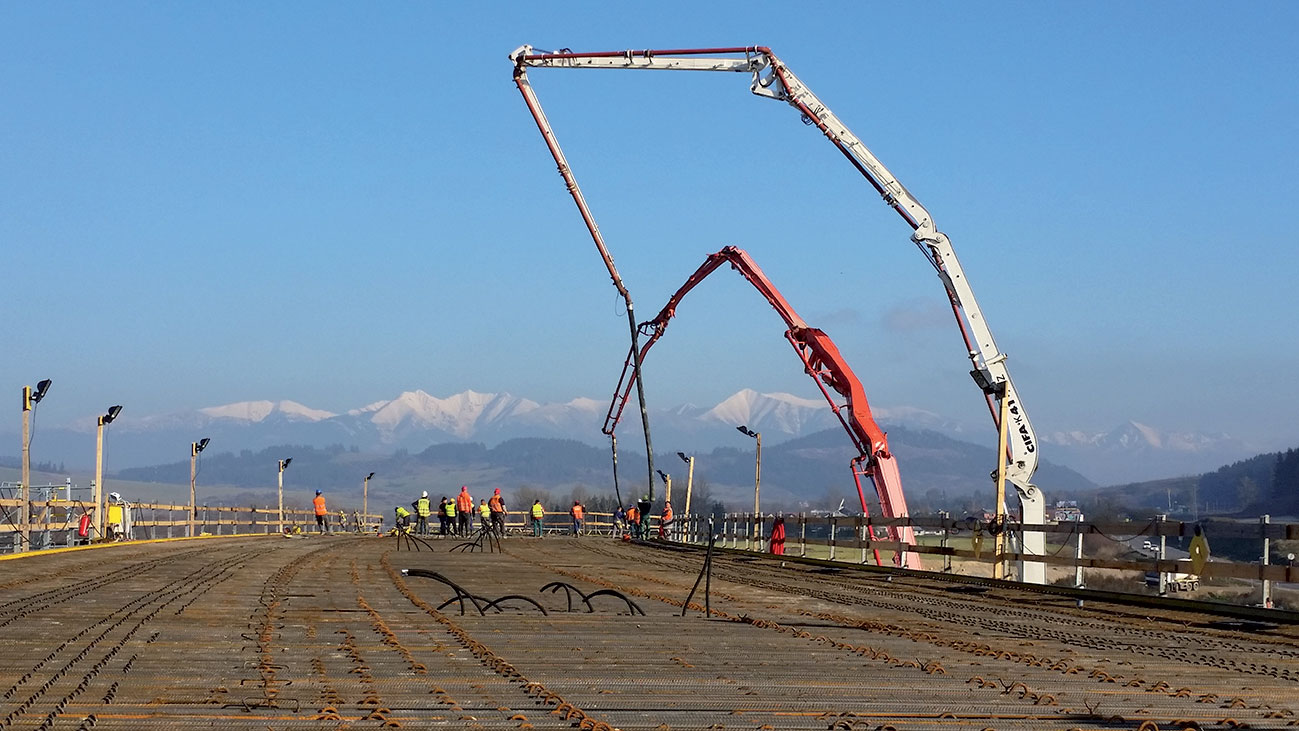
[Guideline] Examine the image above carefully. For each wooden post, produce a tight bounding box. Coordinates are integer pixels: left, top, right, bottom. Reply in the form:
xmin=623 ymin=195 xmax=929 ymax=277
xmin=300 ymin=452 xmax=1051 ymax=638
xmin=20 ymin=387 xmax=31 ymax=552
xmin=993 ymin=389 xmax=1009 ymax=580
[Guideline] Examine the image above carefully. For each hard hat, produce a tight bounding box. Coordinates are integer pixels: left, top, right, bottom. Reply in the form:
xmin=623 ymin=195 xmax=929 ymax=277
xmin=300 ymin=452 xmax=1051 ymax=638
xmin=108 ymin=492 xmax=121 ymax=502
xmin=316 ymin=490 xmax=322 ymax=495
xmin=422 ymin=491 xmax=428 ymax=498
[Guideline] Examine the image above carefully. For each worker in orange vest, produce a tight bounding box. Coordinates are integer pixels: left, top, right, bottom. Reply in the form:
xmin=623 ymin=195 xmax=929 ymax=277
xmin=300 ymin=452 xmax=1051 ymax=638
xmin=659 ymin=501 xmax=674 ymax=540
xmin=488 ymin=488 xmax=507 ymax=535
xmin=569 ymin=501 xmax=585 ymax=535
xmin=313 ymin=490 xmax=329 ymax=534
xmin=626 ymin=505 xmax=640 ymax=539
xmin=455 ymin=486 xmax=474 ymax=536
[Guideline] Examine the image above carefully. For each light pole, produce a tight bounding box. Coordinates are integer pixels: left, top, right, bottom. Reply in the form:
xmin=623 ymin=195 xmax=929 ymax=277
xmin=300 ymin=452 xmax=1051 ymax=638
xmin=277 ymin=458 xmax=292 ymax=533
xmin=677 ymin=451 xmax=695 ymax=519
xmin=189 ymin=438 xmax=210 ymax=537
xmin=19 ymin=379 xmax=51 ymax=552
xmin=737 ymin=425 xmax=761 ymax=539
xmin=363 ymin=472 xmax=375 ymax=530
xmin=94 ymin=405 xmax=123 ymax=539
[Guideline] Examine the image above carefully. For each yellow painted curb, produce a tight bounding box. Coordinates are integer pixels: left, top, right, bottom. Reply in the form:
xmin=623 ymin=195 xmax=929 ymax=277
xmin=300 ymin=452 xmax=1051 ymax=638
xmin=0 ymin=532 xmax=279 ymax=562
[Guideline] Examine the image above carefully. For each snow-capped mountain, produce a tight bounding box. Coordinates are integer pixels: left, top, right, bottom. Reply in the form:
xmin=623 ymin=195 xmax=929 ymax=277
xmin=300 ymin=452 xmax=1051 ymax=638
xmin=1042 ymin=421 xmax=1252 ymax=484
xmin=6 ymin=391 xmax=1256 ymax=484
xmin=197 ymin=400 xmax=336 ymax=423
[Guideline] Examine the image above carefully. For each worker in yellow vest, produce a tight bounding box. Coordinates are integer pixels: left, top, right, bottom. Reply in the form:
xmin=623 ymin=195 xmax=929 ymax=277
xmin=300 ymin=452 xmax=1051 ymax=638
xmin=478 ymin=499 xmax=490 ymax=532
xmin=414 ymin=491 xmax=431 ymax=535
xmin=530 ymin=500 xmax=545 ymax=537
xmin=394 ymin=505 xmax=412 ymax=534
xmin=442 ymin=497 xmax=456 ymax=536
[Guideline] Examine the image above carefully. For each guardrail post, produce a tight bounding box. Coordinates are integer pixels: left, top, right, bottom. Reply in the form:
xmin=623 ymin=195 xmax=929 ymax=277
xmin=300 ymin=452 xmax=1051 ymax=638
xmin=859 ymin=516 xmax=867 ymax=564
xmin=1075 ymin=515 xmax=1086 ymax=607
xmin=38 ymin=488 xmax=49 ymax=550
xmin=799 ymin=513 xmax=806 ymax=557
xmin=940 ymin=511 xmax=951 ymax=572
xmin=829 ymin=515 xmax=837 ymax=561
xmin=1158 ymin=514 xmax=1168 ymax=597
xmin=1262 ymin=514 xmax=1272 ymax=609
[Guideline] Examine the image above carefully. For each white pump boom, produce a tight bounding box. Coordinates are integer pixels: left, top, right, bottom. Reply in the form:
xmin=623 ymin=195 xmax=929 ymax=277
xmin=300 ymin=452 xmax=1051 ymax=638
xmin=512 ymin=45 xmax=1046 ymax=583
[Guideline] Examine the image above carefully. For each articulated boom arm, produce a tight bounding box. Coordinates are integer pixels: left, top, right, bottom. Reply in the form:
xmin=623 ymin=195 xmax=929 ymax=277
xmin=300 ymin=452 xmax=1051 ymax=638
xmin=604 ymin=245 xmax=920 ymax=568
xmin=511 ymin=45 xmax=1042 ymax=516
xmin=511 ymin=44 xmax=1039 ymax=490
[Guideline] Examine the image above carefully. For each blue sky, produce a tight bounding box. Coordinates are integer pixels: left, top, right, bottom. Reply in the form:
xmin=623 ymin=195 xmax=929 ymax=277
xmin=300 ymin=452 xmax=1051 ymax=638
xmin=3 ymin=2 xmax=1298 ymax=452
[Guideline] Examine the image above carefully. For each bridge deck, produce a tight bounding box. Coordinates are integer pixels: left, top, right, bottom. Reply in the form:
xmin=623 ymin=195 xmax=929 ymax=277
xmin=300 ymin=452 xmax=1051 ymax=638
xmin=0 ymin=534 xmax=1294 ymax=729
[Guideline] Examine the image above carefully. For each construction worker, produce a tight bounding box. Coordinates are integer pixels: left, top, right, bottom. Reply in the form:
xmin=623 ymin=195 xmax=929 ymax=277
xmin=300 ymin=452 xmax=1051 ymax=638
xmin=337 ymin=508 xmax=347 ymax=531
xmin=313 ymin=490 xmax=329 ymax=534
xmin=770 ymin=514 xmax=786 ymax=555
xmin=488 ymin=488 xmax=507 ymax=535
xmin=478 ymin=499 xmax=490 ymax=532
xmin=659 ymin=501 xmax=673 ymax=540
xmin=456 ymin=486 xmax=474 ymax=536
xmin=414 ymin=491 xmax=431 ymax=535
xmin=106 ymin=492 xmax=129 ymax=541
xmin=569 ymin=500 xmax=584 ymax=536
xmin=626 ymin=504 xmax=640 ymax=539
xmin=613 ymin=505 xmax=626 ymax=538
xmin=442 ymin=496 xmax=456 ymax=535
xmin=530 ymin=500 xmax=545 ymax=537
xmin=394 ymin=505 xmax=412 ymax=533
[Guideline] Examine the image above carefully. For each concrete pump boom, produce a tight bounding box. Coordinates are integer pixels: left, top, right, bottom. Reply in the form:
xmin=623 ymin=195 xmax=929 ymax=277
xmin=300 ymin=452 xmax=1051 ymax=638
xmin=611 ymin=245 xmax=921 ymax=568
xmin=511 ymin=45 xmax=1044 ymax=582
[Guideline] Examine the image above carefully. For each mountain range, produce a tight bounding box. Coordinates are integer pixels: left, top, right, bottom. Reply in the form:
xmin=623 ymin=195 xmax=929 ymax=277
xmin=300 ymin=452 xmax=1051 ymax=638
xmin=3 ymin=388 xmax=1254 ymax=485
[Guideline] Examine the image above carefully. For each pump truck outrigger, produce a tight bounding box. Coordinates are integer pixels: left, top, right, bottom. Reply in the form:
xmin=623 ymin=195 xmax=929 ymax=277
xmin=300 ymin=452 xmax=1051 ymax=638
xmin=512 ymin=46 xmax=1045 ymax=582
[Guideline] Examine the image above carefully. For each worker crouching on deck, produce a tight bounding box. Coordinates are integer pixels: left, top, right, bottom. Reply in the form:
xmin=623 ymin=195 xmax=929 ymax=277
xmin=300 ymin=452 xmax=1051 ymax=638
xmin=658 ymin=501 xmax=674 ymax=540
xmin=626 ymin=504 xmax=640 ymax=539
xmin=394 ymin=505 xmax=412 ymax=533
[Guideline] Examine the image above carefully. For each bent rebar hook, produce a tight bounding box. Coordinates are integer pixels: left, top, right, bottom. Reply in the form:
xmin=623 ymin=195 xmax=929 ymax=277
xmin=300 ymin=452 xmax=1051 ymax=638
xmin=583 ymin=589 xmax=645 ymax=616
xmin=540 ymin=581 xmax=589 ymax=612
xmin=401 ymin=569 xmax=486 ymax=616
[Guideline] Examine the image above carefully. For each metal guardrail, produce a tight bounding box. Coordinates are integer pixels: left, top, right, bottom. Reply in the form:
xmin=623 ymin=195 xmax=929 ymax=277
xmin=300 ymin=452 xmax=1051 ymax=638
xmin=0 ymin=486 xmax=384 ymax=553
xmin=663 ymin=512 xmax=1299 ymax=608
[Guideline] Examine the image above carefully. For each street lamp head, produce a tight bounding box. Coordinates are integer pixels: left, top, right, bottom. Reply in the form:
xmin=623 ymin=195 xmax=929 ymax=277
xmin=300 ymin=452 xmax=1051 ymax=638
xmin=280 ymin=457 xmax=292 ymax=470
xmin=656 ymin=469 xmax=669 ymax=483
xmin=677 ymin=451 xmax=690 ymax=463
xmin=32 ymin=379 xmax=52 ymax=404
xmin=366 ymin=472 xmax=375 ymax=480
xmin=195 ymin=438 xmax=210 ymax=453
xmin=737 ymin=425 xmax=757 ymax=438
xmin=103 ymin=405 xmax=123 ymax=424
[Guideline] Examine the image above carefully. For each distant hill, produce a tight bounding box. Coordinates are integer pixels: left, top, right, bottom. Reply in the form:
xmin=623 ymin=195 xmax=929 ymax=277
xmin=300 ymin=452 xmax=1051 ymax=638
xmin=0 ymin=388 xmax=1255 ymax=485
xmin=114 ymin=426 xmax=1094 ymax=514
xmin=1094 ymin=446 xmax=1299 ymax=517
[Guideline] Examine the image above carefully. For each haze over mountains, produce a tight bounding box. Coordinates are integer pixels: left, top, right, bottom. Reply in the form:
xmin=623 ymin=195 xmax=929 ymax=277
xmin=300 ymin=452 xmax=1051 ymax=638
xmin=3 ymin=388 xmax=1254 ymax=485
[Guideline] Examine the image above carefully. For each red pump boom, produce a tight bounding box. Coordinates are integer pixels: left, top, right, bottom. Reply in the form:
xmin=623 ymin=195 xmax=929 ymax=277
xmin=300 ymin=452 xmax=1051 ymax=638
xmin=606 ymin=246 xmax=920 ymax=568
